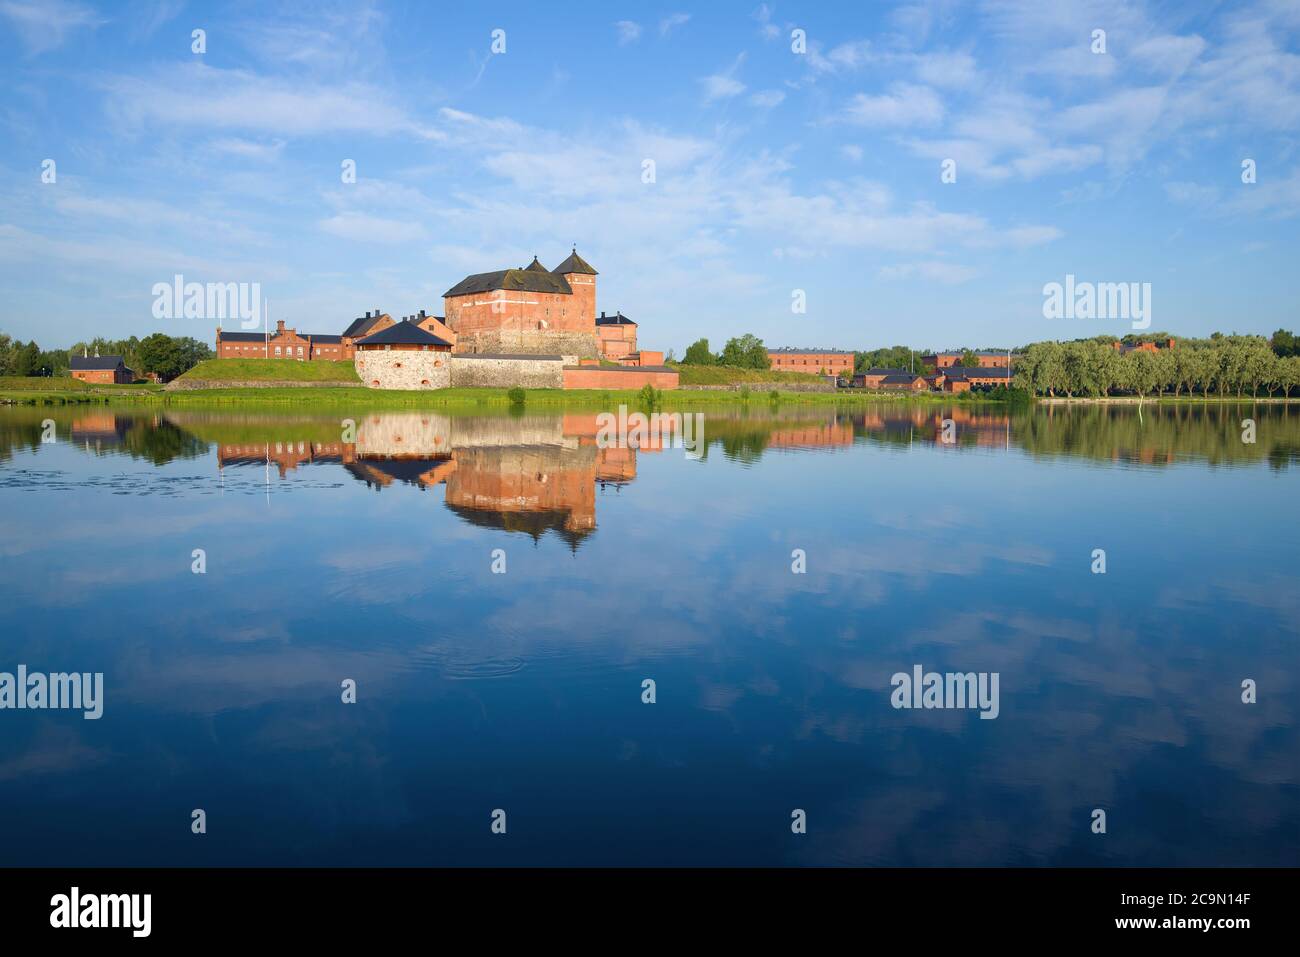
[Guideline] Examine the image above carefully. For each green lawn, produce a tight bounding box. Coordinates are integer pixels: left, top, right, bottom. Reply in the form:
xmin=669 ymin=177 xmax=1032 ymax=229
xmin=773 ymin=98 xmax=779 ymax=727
xmin=177 ymin=358 xmax=361 ymax=383
xmin=0 ymin=375 xmax=92 ymax=391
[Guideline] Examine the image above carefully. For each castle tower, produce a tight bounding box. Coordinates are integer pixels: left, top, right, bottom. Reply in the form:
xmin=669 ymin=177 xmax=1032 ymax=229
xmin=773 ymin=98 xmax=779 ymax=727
xmin=551 ymin=248 xmax=598 ymax=330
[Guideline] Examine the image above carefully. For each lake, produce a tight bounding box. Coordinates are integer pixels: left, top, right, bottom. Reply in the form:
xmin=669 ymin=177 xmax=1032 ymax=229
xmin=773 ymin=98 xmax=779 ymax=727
xmin=0 ymin=401 xmax=1295 ymax=865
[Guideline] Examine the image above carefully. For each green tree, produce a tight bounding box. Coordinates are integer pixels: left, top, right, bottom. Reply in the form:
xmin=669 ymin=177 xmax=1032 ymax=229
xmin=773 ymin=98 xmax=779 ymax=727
xmin=720 ymin=334 xmax=769 ymax=370
xmin=138 ymin=333 xmax=184 ymax=380
xmin=682 ymin=338 xmax=716 ymax=365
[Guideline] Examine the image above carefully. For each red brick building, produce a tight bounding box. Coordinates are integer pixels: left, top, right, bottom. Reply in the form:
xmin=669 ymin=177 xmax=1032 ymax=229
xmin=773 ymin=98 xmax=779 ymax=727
xmin=768 ymin=348 xmax=855 ymax=376
xmin=1113 ymin=338 xmax=1176 ymax=354
xmin=853 ymin=368 xmax=923 ymax=389
xmin=595 ymin=311 xmax=637 ymax=360
xmin=216 ymin=319 xmax=348 ymax=361
xmin=443 ymin=250 xmax=600 ymax=357
xmin=70 ymin=354 xmax=134 ymax=383
xmin=923 ymin=350 xmax=1011 ymax=368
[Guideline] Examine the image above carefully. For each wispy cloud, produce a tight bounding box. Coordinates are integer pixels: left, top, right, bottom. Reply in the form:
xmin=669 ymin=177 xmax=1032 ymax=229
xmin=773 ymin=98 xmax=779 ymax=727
xmin=614 ymin=20 xmax=641 ymax=45
xmin=843 ymin=83 xmax=943 ymax=126
xmin=701 ymin=53 xmax=747 ymax=103
xmin=0 ymin=0 xmax=101 ymax=54
xmin=659 ymin=12 xmax=690 ymax=37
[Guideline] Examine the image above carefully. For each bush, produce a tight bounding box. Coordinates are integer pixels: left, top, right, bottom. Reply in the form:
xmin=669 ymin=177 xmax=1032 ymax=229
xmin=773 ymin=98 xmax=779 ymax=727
xmin=507 ymin=387 xmax=526 ymax=407
xmin=768 ymin=389 xmax=780 ymax=402
xmin=637 ymin=383 xmax=659 ymax=410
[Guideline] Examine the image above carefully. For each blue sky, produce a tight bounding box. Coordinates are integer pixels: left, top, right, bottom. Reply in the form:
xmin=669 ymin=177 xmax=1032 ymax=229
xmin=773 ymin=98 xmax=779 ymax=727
xmin=1 ymin=0 xmax=1297 ymax=353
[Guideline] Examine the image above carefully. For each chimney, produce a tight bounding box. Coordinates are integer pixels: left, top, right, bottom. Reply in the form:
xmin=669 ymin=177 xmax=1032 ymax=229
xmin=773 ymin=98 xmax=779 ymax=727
xmin=276 ymin=319 xmax=286 ymax=334
xmin=374 ymin=306 xmax=380 ymax=317
xmin=419 ymin=309 xmax=426 ymax=319
xmin=364 ymin=310 xmax=371 ymax=319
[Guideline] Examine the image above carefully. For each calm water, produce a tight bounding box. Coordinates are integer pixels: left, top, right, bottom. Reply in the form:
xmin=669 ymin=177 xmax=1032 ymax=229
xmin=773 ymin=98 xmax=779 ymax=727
xmin=0 ymin=402 xmax=1296 ymax=866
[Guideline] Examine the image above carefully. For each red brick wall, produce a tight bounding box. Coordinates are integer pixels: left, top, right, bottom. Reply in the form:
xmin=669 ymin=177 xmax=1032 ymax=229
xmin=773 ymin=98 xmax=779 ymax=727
xmin=768 ymin=352 xmax=854 ymax=375
xmin=562 ymin=367 xmax=679 ymax=391
xmin=71 ymin=369 xmax=125 ymax=384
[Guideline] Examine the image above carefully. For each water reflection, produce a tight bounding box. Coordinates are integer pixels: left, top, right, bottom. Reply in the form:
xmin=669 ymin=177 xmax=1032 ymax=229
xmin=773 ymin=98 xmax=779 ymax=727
xmin=0 ymin=401 xmax=1296 ymax=866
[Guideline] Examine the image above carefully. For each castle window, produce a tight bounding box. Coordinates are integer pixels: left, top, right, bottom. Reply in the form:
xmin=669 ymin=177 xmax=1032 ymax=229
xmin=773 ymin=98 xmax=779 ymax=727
xmin=274 ymin=346 xmax=281 ymax=356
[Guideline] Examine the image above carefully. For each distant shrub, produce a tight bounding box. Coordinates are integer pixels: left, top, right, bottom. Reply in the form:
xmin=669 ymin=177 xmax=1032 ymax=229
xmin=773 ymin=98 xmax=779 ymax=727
xmin=637 ymin=383 xmax=659 ymax=410
xmin=507 ymin=387 xmax=526 ymax=407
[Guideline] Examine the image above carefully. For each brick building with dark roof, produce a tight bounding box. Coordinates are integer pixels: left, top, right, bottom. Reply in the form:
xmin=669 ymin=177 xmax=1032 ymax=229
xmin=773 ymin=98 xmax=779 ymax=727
xmin=768 ymin=348 xmax=855 ymax=376
xmin=442 ymin=248 xmax=601 ymax=357
xmin=70 ymin=354 xmax=134 ymax=384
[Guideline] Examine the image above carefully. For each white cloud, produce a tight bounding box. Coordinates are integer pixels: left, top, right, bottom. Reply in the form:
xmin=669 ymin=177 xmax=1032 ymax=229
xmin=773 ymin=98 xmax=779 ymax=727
xmin=844 ymin=83 xmax=943 ymax=127
xmin=701 ymin=54 xmax=747 ymax=103
xmin=320 ymin=213 xmax=428 ymax=244
xmin=754 ymin=3 xmax=780 ymax=40
xmin=879 ymin=261 xmax=979 ymax=284
xmin=0 ymin=0 xmax=101 ymax=54
xmin=103 ymin=62 xmax=440 ymax=139
xmin=841 ymin=144 xmax=864 ymax=162
xmin=660 ymin=13 xmax=690 ymax=37
xmin=210 ymin=138 xmax=287 ymax=161
xmin=750 ymin=89 xmax=785 ymax=108
xmin=615 ymin=20 xmax=641 ymax=45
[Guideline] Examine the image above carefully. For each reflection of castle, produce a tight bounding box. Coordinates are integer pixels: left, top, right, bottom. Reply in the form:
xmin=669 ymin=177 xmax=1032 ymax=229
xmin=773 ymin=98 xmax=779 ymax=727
xmin=215 ymin=413 xmax=650 ymax=547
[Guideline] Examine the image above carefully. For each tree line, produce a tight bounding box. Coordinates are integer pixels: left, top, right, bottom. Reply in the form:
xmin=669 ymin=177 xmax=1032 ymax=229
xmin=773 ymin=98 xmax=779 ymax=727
xmin=0 ymin=332 xmax=213 ymax=381
xmin=681 ymin=335 xmax=772 ymax=369
xmin=1014 ymin=334 xmax=1300 ymax=398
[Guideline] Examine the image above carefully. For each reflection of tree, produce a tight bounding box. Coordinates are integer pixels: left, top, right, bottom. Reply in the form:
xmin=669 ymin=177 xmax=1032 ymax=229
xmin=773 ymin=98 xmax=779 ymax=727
xmin=117 ymin=418 xmax=208 ymax=465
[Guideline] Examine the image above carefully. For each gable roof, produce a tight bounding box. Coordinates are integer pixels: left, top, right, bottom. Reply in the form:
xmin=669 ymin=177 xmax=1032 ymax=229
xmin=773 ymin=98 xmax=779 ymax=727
xmin=310 ymin=334 xmax=343 ymax=344
xmin=552 ymin=249 xmax=597 ymax=275
xmin=522 ymin=257 xmax=549 ymax=272
xmin=217 ymin=331 xmax=266 ymax=343
xmin=342 ymin=312 xmax=390 ymax=338
xmin=881 ymin=374 xmax=925 ymax=384
xmin=595 ymin=311 xmax=636 ymax=326
xmin=443 ymin=268 xmax=573 ymax=298
xmin=71 ymin=355 xmax=127 ymax=370
xmin=859 ymin=367 xmax=913 ymax=376
xmin=356 ymin=322 xmax=451 ymax=347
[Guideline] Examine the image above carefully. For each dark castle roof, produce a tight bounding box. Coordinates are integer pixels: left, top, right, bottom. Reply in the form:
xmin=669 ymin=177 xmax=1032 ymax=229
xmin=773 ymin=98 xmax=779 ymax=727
xmin=522 ymin=257 xmax=549 ymax=272
xmin=552 ymin=249 xmax=598 ymax=276
xmin=71 ymin=355 xmax=128 ymax=370
xmin=356 ymin=322 xmax=451 ymax=347
xmin=443 ymin=269 xmax=573 ymax=298
xmin=595 ymin=311 xmax=635 ymax=326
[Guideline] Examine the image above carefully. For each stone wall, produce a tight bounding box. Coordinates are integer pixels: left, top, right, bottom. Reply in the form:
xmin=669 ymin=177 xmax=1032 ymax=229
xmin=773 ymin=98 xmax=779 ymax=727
xmin=354 ymin=350 xmax=451 ymax=390
xmin=454 ymin=329 xmax=597 ymax=358
xmin=449 ymin=354 xmax=565 ymax=389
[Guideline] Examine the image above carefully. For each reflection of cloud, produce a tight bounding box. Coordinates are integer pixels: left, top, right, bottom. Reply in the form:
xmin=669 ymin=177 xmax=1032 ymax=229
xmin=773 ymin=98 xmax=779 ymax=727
xmin=0 ymin=724 xmax=113 ymax=782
